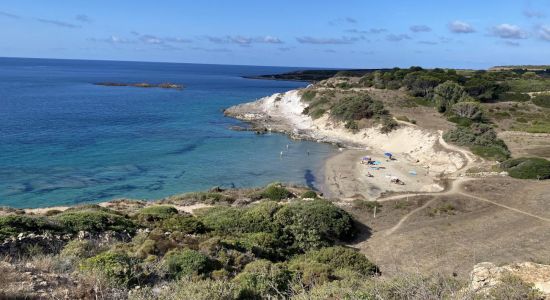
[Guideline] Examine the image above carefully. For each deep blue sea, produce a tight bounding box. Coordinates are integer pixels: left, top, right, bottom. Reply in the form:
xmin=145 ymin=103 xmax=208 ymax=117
xmin=0 ymin=58 xmax=335 ymax=208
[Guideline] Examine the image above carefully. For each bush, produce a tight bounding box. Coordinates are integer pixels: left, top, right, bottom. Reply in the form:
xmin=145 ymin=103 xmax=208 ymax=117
xmin=197 ymin=206 xmax=244 ymax=234
xmin=344 ymin=120 xmax=359 ymax=131
xmin=240 ymin=201 xmax=281 ymax=233
xmin=471 ymin=146 xmax=511 ymax=162
xmin=300 ymin=90 xmax=317 ymax=101
xmin=500 ymin=157 xmax=550 ymax=179
xmin=296 ymin=246 xmax=378 ymax=276
xmin=451 ymin=101 xmax=483 ymax=121
xmin=497 ymin=92 xmax=531 ymax=102
xmin=301 ymin=190 xmax=318 ymax=199
xmin=443 ymin=123 xmax=510 ymax=160
xmin=160 ymin=215 xmax=206 ymax=234
xmin=433 ymin=81 xmax=471 ymax=112
xmin=330 ymin=95 xmax=387 ymax=122
xmin=54 ymin=210 xmax=136 ymax=234
xmin=260 ymin=184 xmax=293 ymax=201
xmin=0 ymin=215 xmax=61 ymax=240
xmin=380 ymin=117 xmax=399 ymax=133
xmin=61 ymin=239 xmax=97 ymax=259
xmin=273 ymin=200 xmax=356 ymax=250
xmin=129 ymin=277 xmax=238 ymax=300
xmin=236 ymin=232 xmax=287 ymax=260
xmin=310 ymin=108 xmax=326 ymax=119
xmin=135 ymin=206 xmax=178 ymax=224
xmin=163 ymin=248 xmax=214 ymax=279
xmin=233 ymin=259 xmax=292 ymax=299
xmin=80 ymin=251 xmax=141 ymax=286
xmin=532 ymin=94 xmax=550 ymax=108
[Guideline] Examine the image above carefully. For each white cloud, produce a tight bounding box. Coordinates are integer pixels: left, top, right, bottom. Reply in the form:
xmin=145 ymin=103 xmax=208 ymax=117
xmin=539 ymin=25 xmax=550 ymax=41
xmin=386 ymin=34 xmax=412 ymax=42
xmin=206 ymin=35 xmax=283 ymax=45
xmin=410 ymin=25 xmax=432 ymax=33
xmin=448 ymin=20 xmax=475 ymax=33
xmin=490 ymin=24 xmax=528 ymax=39
xmin=296 ymin=36 xmax=359 ymax=44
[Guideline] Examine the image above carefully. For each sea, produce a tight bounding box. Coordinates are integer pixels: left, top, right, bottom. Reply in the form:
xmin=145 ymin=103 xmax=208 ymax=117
xmin=0 ymin=58 xmax=336 ymax=208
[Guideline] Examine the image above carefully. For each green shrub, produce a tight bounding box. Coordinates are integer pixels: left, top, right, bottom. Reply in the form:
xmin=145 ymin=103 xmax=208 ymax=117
xmin=0 ymin=215 xmax=61 ymax=240
xmin=163 ymin=248 xmax=214 ymax=279
xmin=233 ymin=259 xmax=292 ymax=299
xmin=380 ymin=117 xmax=399 ymax=133
xmin=135 ymin=206 xmax=178 ymax=224
xmin=301 ymin=90 xmax=317 ymax=101
xmin=344 ymin=120 xmax=359 ymax=131
xmin=60 ymin=239 xmax=96 ymax=259
xmin=500 ymin=157 xmax=550 ymax=179
xmin=54 ymin=210 xmax=136 ymax=234
xmin=273 ymin=200 xmax=356 ymax=250
xmin=160 ymin=215 xmax=206 ymax=234
xmin=301 ymin=190 xmax=318 ymax=199
xmin=261 ymin=184 xmax=293 ymax=201
xmin=240 ymin=201 xmax=281 ymax=233
xmin=129 ymin=277 xmax=239 ymax=300
xmin=310 ymin=108 xmax=326 ymax=119
xmin=471 ymin=146 xmax=511 ymax=162
xmin=532 ymin=94 xmax=550 ymax=108
xmin=487 ymin=274 xmax=544 ymax=299
xmin=197 ymin=206 xmax=244 ymax=234
xmin=433 ymin=81 xmax=471 ymax=112
xmin=447 ymin=115 xmax=473 ymax=127
xmin=296 ymin=246 xmax=378 ymax=276
xmin=497 ymin=92 xmax=531 ymax=102
xmin=330 ymin=95 xmax=387 ymax=121
xmin=507 ymin=79 xmax=550 ymax=93
xmin=236 ymin=232 xmax=286 ymax=260
xmin=451 ymin=101 xmax=483 ymax=121
xmin=443 ymin=123 xmax=510 ymax=160
xmin=80 ymin=251 xmax=141 ymax=286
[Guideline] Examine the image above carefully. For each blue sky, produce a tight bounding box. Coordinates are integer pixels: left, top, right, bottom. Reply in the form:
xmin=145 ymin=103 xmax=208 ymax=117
xmin=1 ymin=0 xmax=550 ymax=68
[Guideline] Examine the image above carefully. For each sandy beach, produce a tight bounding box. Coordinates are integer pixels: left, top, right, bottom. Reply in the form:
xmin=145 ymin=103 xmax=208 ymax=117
xmin=225 ymin=89 xmax=470 ymax=199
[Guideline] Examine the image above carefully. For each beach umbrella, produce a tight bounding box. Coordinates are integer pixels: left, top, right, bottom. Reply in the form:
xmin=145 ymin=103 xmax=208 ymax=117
xmin=362 ymin=156 xmax=371 ymax=160
xmin=384 ymin=152 xmax=393 ymax=157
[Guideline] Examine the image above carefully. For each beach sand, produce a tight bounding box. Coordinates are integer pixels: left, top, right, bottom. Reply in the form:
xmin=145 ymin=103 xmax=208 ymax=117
xmin=323 ymin=149 xmax=444 ymax=200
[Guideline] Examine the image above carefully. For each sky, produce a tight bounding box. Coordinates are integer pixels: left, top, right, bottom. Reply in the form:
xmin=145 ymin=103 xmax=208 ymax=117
xmin=1 ymin=0 xmax=550 ymax=69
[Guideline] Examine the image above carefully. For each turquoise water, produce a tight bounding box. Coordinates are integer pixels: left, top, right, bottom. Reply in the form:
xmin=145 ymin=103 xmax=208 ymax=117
xmin=0 ymin=58 xmax=335 ymax=208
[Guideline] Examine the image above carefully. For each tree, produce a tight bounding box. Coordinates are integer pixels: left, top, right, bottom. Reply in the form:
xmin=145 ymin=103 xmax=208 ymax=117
xmin=451 ymin=102 xmax=483 ymax=121
xmin=433 ymin=81 xmax=471 ymax=112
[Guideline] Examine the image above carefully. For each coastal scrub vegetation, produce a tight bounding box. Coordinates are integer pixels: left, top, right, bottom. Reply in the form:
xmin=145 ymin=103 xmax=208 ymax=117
xmin=0 ymin=186 xmax=381 ymax=299
xmin=500 ymin=157 xmax=550 ymax=179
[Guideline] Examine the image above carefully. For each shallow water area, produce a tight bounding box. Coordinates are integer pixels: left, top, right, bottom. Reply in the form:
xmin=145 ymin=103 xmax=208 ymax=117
xmin=0 ymin=58 xmax=335 ymax=208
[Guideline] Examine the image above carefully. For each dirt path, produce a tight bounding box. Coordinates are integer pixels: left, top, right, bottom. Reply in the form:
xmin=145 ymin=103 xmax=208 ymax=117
xmin=375 ymin=132 xmax=550 ymax=235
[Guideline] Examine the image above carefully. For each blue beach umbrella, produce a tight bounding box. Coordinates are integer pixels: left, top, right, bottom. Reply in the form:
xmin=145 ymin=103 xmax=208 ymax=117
xmin=384 ymin=152 xmax=393 ymax=157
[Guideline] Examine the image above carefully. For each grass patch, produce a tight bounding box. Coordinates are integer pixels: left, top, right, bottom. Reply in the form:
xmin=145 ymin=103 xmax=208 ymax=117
xmin=412 ymin=97 xmax=434 ymax=107
xmin=352 ymin=200 xmax=381 ymax=212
